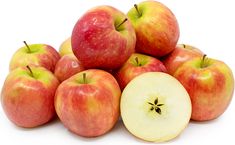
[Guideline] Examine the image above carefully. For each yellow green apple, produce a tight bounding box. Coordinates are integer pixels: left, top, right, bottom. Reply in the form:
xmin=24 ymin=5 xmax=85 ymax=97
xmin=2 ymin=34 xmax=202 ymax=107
xmin=59 ymin=37 xmax=73 ymax=57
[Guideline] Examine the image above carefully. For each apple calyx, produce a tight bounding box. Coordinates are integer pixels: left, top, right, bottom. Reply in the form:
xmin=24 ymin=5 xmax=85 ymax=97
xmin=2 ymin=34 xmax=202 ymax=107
xmin=148 ymin=98 xmax=164 ymax=115
xmin=134 ymin=4 xmax=142 ymax=17
xmin=200 ymin=54 xmax=210 ymax=68
xmin=135 ymin=57 xmax=142 ymax=66
xmin=23 ymin=41 xmax=31 ymax=53
xmin=26 ymin=65 xmax=34 ymax=77
xmin=115 ymin=18 xmax=128 ymax=30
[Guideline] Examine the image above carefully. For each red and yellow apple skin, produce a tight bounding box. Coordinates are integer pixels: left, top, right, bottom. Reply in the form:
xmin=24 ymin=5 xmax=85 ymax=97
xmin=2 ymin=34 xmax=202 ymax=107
xmin=116 ymin=53 xmax=167 ymax=90
xmin=9 ymin=44 xmax=60 ymax=72
xmin=54 ymin=54 xmax=84 ymax=82
xmin=72 ymin=6 xmax=136 ymax=69
xmin=55 ymin=69 xmax=121 ymax=137
xmin=59 ymin=37 xmax=73 ymax=57
xmin=127 ymin=1 xmax=179 ymax=57
xmin=1 ymin=66 xmax=59 ymax=128
xmin=162 ymin=44 xmax=203 ymax=75
xmin=174 ymin=57 xmax=234 ymax=121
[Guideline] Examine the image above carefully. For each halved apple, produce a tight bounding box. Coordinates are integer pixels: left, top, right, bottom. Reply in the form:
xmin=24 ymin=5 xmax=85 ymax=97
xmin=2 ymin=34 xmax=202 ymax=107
xmin=121 ymin=72 xmax=191 ymax=142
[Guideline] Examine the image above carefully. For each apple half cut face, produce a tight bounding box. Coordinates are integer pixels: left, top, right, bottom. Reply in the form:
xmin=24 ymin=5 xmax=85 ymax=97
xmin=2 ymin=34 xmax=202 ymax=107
xmin=121 ymin=72 xmax=191 ymax=142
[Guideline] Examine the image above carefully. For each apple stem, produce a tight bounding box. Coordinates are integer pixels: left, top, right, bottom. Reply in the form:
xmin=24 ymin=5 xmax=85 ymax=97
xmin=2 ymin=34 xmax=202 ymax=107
xmin=182 ymin=44 xmax=186 ymax=48
xmin=26 ymin=65 xmax=34 ymax=77
xmin=201 ymin=54 xmax=207 ymax=68
xmin=135 ymin=57 xmax=141 ymax=66
xmin=134 ymin=4 xmax=142 ymax=17
xmin=83 ymin=73 xmax=86 ymax=84
xmin=116 ymin=18 xmax=128 ymax=29
xmin=23 ymin=41 xmax=31 ymax=53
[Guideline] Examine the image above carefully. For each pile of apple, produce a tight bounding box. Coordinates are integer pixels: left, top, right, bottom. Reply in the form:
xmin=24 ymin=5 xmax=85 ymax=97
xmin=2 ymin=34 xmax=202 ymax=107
xmin=1 ymin=0 xmax=234 ymax=143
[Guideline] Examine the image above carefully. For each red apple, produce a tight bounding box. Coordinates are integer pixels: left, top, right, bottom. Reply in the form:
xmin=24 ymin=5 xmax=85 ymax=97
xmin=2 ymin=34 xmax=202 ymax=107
xmin=162 ymin=44 xmax=203 ymax=75
xmin=1 ymin=66 xmax=59 ymax=127
xmin=72 ymin=6 xmax=136 ymax=69
xmin=116 ymin=53 xmax=167 ymax=90
xmin=127 ymin=1 xmax=179 ymax=57
xmin=54 ymin=54 xmax=84 ymax=82
xmin=55 ymin=69 xmax=121 ymax=137
xmin=174 ymin=55 xmax=234 ymax=121
xmin=9 ymin=41 xmax=60 ymax=72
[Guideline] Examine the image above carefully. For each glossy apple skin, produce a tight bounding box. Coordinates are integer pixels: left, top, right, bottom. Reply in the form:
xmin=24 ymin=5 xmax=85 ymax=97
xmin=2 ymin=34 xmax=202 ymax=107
xmin=116 ymin=53 xmax=167 ymax=90
xmin=9 ymin=44 xmax=60 ymax=72
xmin=72 ymin=6 xmax=136 ymax=69
xmin=55 ymin=69 xmax=121 ymax=137
xmin=59 ymin=37 xmax=73 ymax=57
xmin=1 ymin=66 xmax=59 ymax=127
xmin=162 ymin=44 xmax=203 ymax=75
xmin=127 ymin=1 xmax=179 ymax=57
xmin=174 ymin=58 xmax=234 ymax=121
xmin=54 ymin=54 xmax=84 ymax=82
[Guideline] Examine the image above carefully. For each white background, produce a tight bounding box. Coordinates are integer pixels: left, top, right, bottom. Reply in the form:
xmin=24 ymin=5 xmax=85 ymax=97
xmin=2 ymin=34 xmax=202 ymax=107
xmin=0 ymin=0 xmax=235 ymax=144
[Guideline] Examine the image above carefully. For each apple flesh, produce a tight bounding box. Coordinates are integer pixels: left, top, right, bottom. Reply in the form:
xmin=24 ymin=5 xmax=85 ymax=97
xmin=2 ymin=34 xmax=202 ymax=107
xmin=72 ymin=6 xmax=136 ymax=69
xmin=54 ymin=54 xmax=84 ymax=82
xmin=9 ymin=42 xmax=60 ymax=72
xmin=116 ymin=53 xmax=167 ymax=90
xmin=1 ymin=66 xmax=59 ymax=127
xmin=59 ymin=37 xmax=73 ymax=57
xmin=55 ymin=69 xmax=121 ymax=137
xmin=121 ymin=72 xmax=191 ymax=142
xmin=162 ymin=44 xmax=203 ymax=75
xmin=127 ymin=1 xmax=179 ymax=57
xmin=174 ymin=55 xmax=234 ymax=121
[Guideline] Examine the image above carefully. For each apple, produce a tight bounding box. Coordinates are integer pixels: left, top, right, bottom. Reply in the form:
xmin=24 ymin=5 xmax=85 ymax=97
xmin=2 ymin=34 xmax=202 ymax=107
xmin=9 ymin=41 xmax=60 ymax=72
xmin=162 ymin=44 xmax=203 ymax=75
xmin=115 ymin=53 xmax=167 ymax=90
xmin=1 ymin=66 xmax=59 ymax=128
xmin=54 ymin=54 xmax=84 ymax=82
xmin=174 ymin=55 xmax=234 ymax=121
xmin=127 ymin=1 xmax=179 ymax=57
xmin=59 ymin=37 xmax=73 ymax=57
xmin=72 ymin=6 xmax=136 ymax=69
xmin=121 ymin=72 xmax=191 ymax=142
xmin=55 ymin=69 xmax=121 ymax=137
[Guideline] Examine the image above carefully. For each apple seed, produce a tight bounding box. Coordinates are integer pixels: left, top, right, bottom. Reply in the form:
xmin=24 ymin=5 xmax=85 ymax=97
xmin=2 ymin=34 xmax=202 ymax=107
xmin=148 ymin=98 xmax=164 ymax=115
